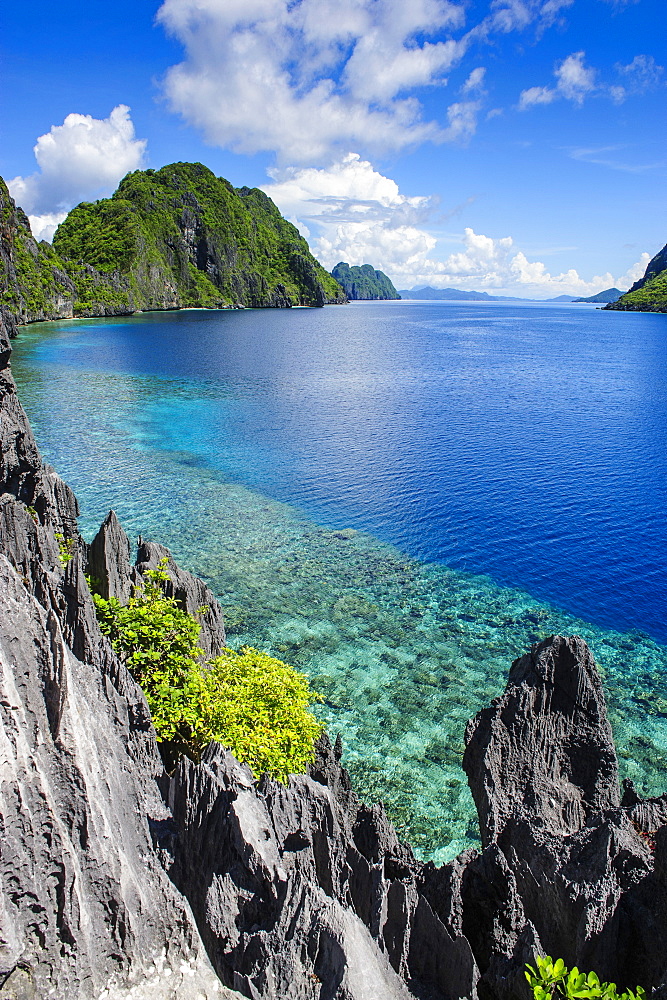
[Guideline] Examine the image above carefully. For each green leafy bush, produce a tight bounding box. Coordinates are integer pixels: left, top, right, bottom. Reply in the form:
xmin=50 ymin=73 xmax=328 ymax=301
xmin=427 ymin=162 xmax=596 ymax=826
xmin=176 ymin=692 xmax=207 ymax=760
xmin=92 ymin=561 xmax=323 ymax=778
xmin=202 ymin=647 xmax=324 ymax=782
xmin=526 ymin=957 xmax=645 ymax=1000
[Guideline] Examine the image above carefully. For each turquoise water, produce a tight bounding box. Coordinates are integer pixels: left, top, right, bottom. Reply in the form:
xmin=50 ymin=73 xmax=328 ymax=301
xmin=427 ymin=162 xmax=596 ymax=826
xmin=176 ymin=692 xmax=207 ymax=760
xmin=10 ymin=304 xmax=667 ymax=862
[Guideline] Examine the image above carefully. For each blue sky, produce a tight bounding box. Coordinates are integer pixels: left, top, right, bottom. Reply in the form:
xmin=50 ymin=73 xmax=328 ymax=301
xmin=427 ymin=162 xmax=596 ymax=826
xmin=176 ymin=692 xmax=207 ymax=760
xmin=1 ymin=0 xmax=665 ymax=296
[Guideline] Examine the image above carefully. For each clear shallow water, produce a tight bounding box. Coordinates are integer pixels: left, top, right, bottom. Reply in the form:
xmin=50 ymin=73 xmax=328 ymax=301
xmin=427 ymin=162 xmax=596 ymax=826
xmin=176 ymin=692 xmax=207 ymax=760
xmin=10 ymin=302 xmax=667 ymax=861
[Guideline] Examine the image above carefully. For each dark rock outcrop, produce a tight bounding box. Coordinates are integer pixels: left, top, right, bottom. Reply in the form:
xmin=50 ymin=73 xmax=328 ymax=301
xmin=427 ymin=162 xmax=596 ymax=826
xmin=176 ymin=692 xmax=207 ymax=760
xmin=162 ymin=736 xmax=477 ymax=1000
xmin=87 ymin=512 xmax=226 ymax=659
xmin=464 ymin=635 xmax=620 ymax=847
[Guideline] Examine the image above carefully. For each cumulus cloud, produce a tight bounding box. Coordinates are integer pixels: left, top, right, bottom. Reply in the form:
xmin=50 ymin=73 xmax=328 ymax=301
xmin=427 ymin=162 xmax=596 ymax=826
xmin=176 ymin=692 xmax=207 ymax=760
xmin=461 ymin=67 xmax=486 ymax=94
xmin=617 ymin=252 xmax=650 ymax=286
xmin=519 ymin=50 xmax=597 ymax=109
xmin=518 ymin=85 xmax=556 ymax=109
xmin=156 ymin=0 xmax=582 ymax=162
xmin=8 ymin=106 xmax=146 ymax=239
xmin=519 ymin=50 xmax=664 ymax=111
xmin=614 ymin=54 xmax=664 ymax=95
xmin=554 ymin=51 xmax=596 ymax=103
xmin=263 ymin=155 xmax=646 ymax=297
xmin=156 ymin=0 xmax=472 ymax=162
xmin=26 ymin=212 xmax=69 ymax=244
xmin=263 ymin=153 xmax=438 ymax=269
xmin=393 ymin=229 xmax=649 ymax=296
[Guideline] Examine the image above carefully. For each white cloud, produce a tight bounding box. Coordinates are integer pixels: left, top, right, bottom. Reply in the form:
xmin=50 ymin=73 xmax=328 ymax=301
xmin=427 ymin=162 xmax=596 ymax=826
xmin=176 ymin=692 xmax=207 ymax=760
xmin=518 ymin=85 xmax=556 ymax=109
xmin=615 ymin=54 xmax=664 ymax=94
xmin=555 ymin=51 xmax=596 ymax=103
xmin=8 ymin=106 xmax=146 ymax=236
xmin=520 ymin=50 xmax=664 ymax=112
xmin=568 ymin=145 xmax=665 ymax=172
xmin=394 ymin=229 xmax=649 ymax=296
xmin=442 ymin=100 xmax=482 ymax=142
xmin=519 ymin=50 xmax=596 ymax=109
xmin=461 ymin=67 xmax=486 ymax=94
xmin=156 ymin=0 xmax=583 ymax=162
xmin=263 ymin=153 xmax=438 ymax=267
xmin=156 ymin=0 xmax=471 ymax=162
xmin=263 ymin=155 xmax=646 ymax=297
xmin=27 ymin=212 xmax=69 ymax=243
xmin=264 ymin=153 xmax=435 ymax=223
xmin=617 ymin=252 xmax=650 ymax=287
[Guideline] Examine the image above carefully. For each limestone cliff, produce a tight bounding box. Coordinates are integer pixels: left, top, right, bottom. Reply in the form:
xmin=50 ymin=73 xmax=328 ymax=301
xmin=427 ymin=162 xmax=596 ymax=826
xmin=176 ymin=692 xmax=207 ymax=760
xmin=1 ymin=177 xmax=78 ymax=324
xmin=52 ymin=163 xmax=346 ymax=311
xmin=0 ymin=163 xmax=346 ymax=327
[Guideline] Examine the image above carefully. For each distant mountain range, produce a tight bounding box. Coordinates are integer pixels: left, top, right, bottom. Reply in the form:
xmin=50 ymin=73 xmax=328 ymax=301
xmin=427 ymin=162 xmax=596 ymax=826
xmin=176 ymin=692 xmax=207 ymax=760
xmin=574 ymin=288 xmax=622 ymax=304
xmin=396 ymin=286 xmax=522 ymax=301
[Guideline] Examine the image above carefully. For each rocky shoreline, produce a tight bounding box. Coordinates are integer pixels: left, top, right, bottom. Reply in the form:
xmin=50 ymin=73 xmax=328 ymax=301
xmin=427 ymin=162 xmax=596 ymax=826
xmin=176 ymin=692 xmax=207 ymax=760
xmin=1 ymin=304 xmax=667 ymax=998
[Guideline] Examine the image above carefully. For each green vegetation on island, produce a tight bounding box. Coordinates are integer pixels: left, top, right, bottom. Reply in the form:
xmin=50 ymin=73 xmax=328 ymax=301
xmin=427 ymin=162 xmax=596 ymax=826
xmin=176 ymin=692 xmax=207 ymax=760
xmin=0 ymin=176 xmax=80 ymax=323
xmin=1 ymin=163 xmax=346 ymax=325
xmin=54 ymin=163 xmax=345 ymax=311
xmin=92 ymin=560 xmax=323 ymax=778
xmin=332 ymin=261 xmax=400 ymax=299
xmin=606 ymin=243 xmax=667 ymax=313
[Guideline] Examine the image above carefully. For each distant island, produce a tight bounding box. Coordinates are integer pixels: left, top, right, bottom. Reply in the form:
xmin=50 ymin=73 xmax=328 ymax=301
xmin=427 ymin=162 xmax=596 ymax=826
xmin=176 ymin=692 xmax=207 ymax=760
xmin=574 ymin=288 xmax=622 ymax=304
xmin=331 ymin=262 xmax=400 ymax=300
xmin=606 ymin=243 xmax=667 ymax=313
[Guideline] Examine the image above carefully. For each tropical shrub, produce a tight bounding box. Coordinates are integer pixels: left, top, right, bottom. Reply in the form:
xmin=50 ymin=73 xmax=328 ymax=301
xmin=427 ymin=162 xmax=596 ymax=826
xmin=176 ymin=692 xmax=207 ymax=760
xmin=525 ymin=957 xmax=645 ymax=1000
xmin=202 ymin=646 xmax=324 ymax=782
xmin=92 ymin=561 xmax=322 ymax=777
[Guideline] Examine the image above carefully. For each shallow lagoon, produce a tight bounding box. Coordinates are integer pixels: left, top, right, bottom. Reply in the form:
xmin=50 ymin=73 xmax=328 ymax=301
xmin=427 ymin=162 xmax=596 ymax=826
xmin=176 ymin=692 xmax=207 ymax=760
xmin=10 ymin=302 xmax=667 ymax=861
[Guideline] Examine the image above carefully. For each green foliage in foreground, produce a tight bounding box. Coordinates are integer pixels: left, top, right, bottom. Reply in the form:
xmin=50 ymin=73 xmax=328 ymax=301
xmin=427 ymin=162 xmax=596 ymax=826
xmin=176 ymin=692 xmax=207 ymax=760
xmin=526 ymin=957 xmax=645 ymax=1000
xmin=92 ymin=561 xmax=323 ymax=778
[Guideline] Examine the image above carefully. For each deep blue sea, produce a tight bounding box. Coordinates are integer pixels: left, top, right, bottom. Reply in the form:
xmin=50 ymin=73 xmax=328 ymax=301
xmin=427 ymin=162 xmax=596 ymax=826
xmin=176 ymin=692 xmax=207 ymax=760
xmin=10 ymin=301 xmax=667 ymax=860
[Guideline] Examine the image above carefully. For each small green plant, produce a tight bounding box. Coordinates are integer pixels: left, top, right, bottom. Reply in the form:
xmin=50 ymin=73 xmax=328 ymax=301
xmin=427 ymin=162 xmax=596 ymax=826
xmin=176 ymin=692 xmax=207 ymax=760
xmin=92 ymin=559 xmax=323 ymax=778
xmin=202 ymin=646 xmax=323 ymax=782
xmin=526 ymin=957 xmax=645 ymax=1000
xmin=55 ymin=532 xmax=74 ymax=565
xmin=26 ymin=505 xmax=38 ymax=524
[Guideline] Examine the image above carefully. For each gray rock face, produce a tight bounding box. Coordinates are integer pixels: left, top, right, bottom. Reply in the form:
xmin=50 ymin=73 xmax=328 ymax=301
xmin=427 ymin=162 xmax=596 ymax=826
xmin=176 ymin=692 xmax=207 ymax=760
xmin=87 ymin=513 xmax=226 ymax=659
xmin=458 ymin=636 xmax=666 ymax=997
xmin=163 ymin=738 xmax=477 ymax=1000
xmin=0 ymin=312 xmax=237 ymax=1000
xmin=464 ymin=635 xmax=620 ymax=847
